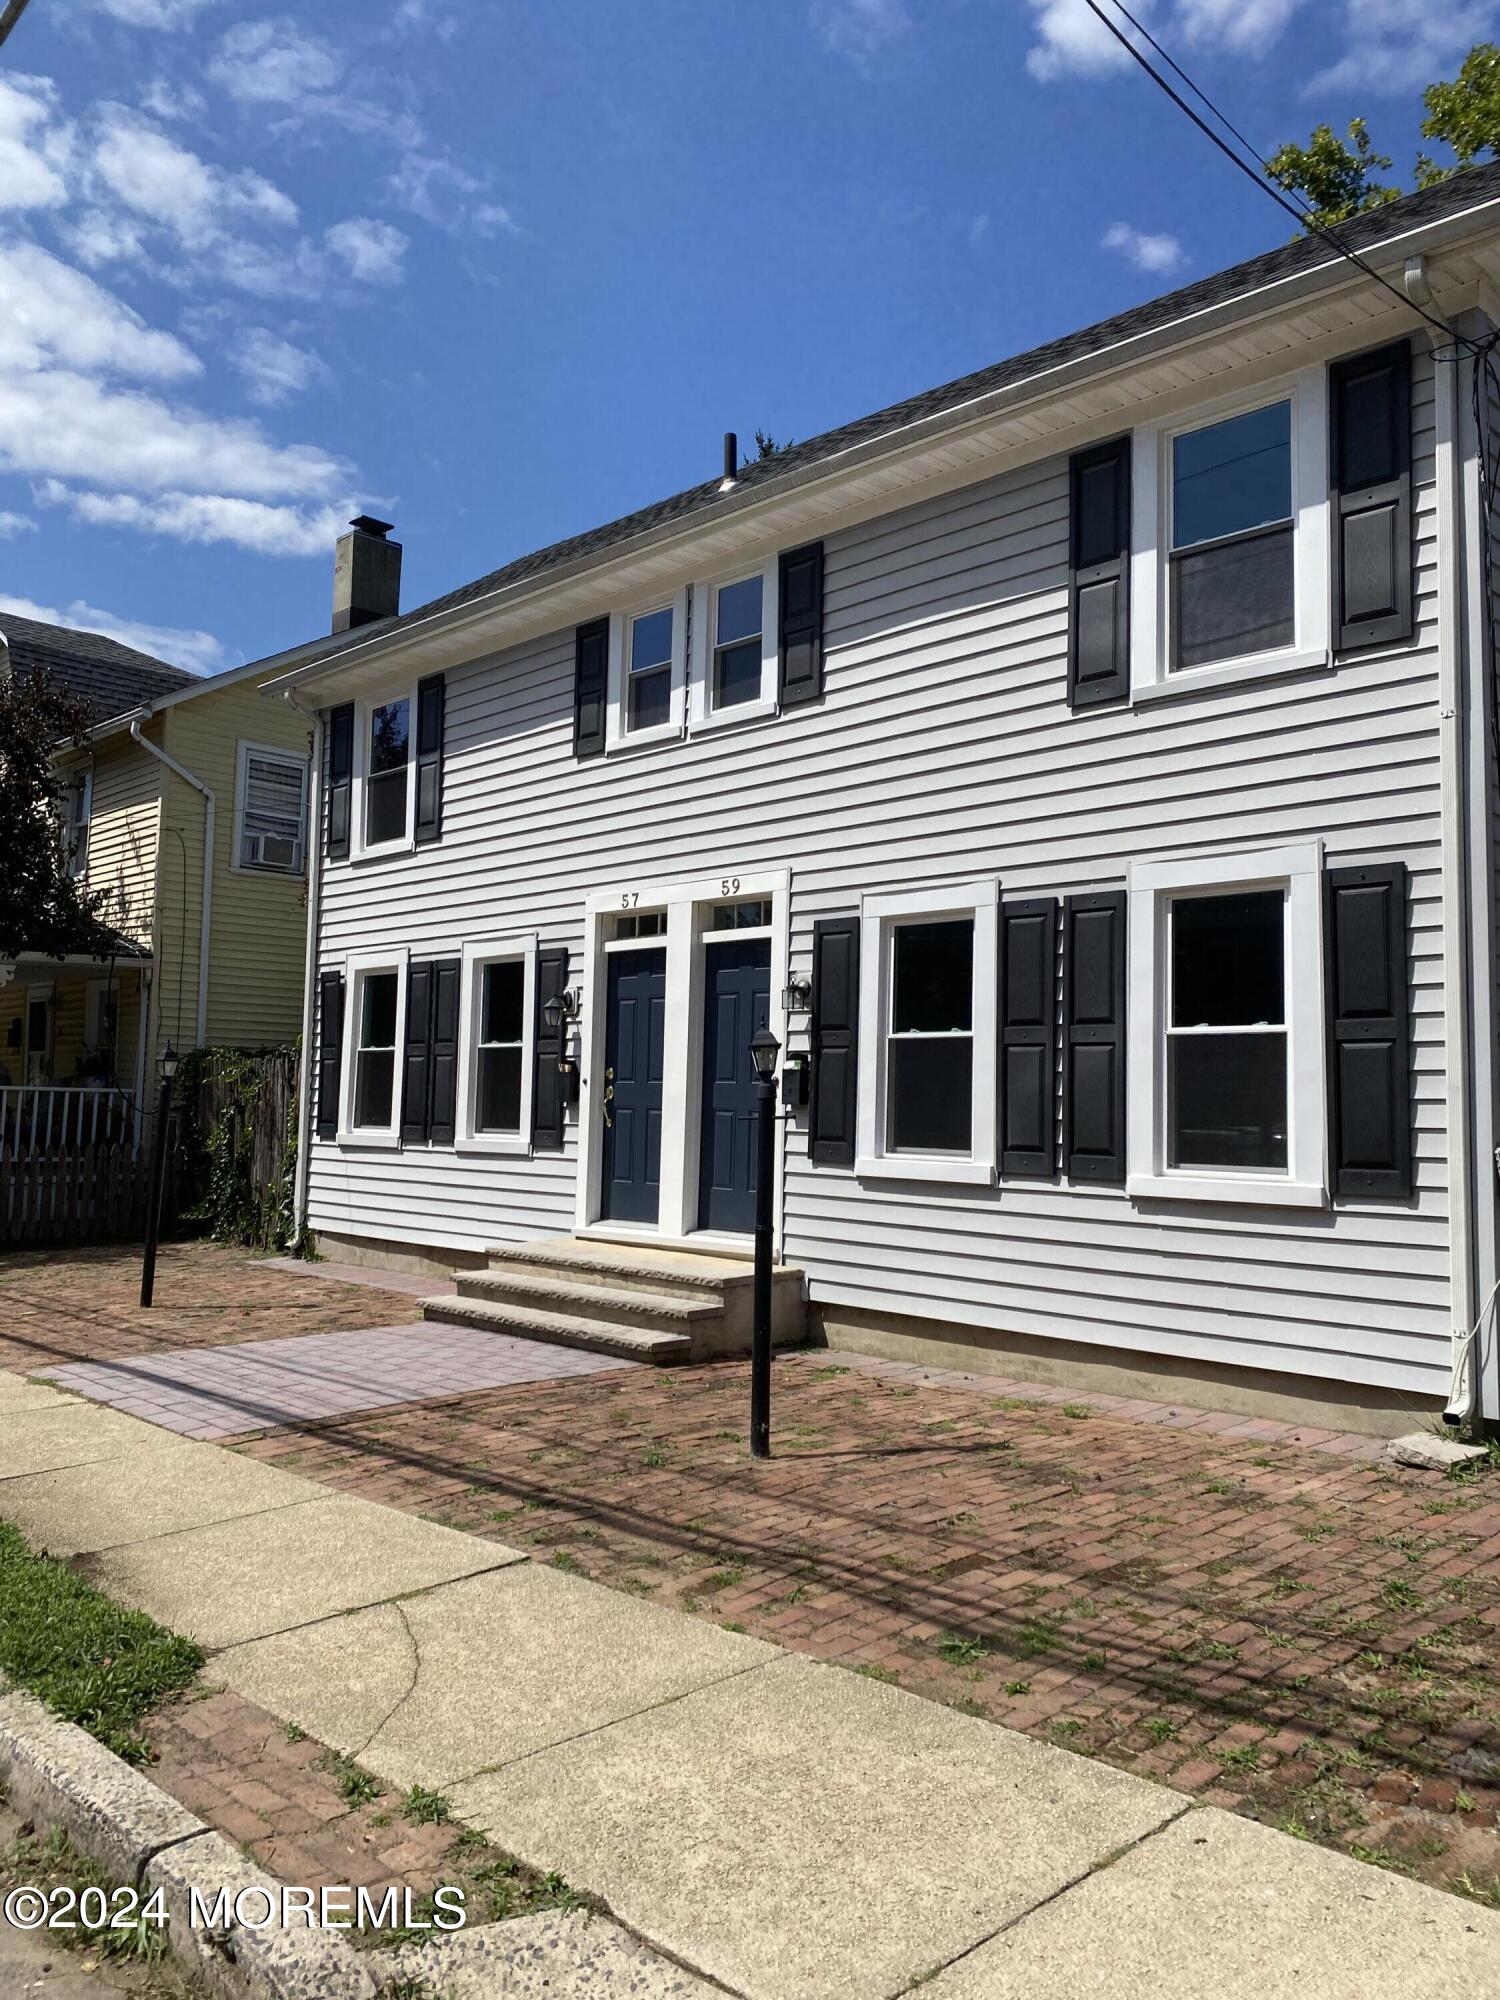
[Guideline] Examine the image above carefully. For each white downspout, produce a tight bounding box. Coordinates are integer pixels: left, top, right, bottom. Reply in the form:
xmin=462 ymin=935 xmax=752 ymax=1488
xmin=129 ymin=715 xmax=213 ymax=1049
xmin=285 ymin=689 xmax=323 ymax=1247
xmin=1435 ymin=336 xmax=1481 ymax=1424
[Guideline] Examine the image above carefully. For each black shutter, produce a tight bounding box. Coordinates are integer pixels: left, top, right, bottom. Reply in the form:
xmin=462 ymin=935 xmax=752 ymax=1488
xmin=315 ymin=970 xmax=344 ymax=1140
xmin=326 ymin=703 xmax=353 ymax=860
xmin=809 ymin=916 xmax=859 ymax=1166
xmin=1067 ymin=437 xmax=1130 ymax=708
xmin=1063 ymin=890 xmax=1126 ymax=1182
xmin=414 ymin=674 xmax=445 ymax=845
xmin=574 ymin=619 xmax=609 ymax=758
xmin=779 ymin=541 xmax=825 ymax=707
xmin=1325 ymin=862 xmax=1412 ymax=1199
xmin=427 ymin=957 xmax=461 ymax=1145
xmin=401 ymin=960 xmax=434 ymax=1144
xmin=532 ymin=945 xmax=569 ymax=1151
xmin=1330 ymin=340 xmax=1412 ymax=652
xmin=1000 ymin=898 xmax=1058 ymax=1178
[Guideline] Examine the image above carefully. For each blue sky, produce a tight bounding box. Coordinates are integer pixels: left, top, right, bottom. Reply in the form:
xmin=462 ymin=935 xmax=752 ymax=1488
xmin=0 ymin=0 xmax=1491 ymax=672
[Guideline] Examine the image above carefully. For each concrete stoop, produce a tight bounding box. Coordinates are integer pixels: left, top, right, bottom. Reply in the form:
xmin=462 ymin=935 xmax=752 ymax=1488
xmin=420 ymin=1236 xmax=806 ymax=1365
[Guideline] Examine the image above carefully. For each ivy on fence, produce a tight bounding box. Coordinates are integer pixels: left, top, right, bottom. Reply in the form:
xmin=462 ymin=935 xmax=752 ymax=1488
xmin=175 ymin=1045 xmax=299 ymax=1252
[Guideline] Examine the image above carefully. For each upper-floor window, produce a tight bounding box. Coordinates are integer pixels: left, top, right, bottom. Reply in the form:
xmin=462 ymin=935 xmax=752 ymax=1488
xmin=690 ymin=560 xmax=779 ymax=727
xmin=366 ymin=697 xmax=410 ymax=847
xmin=64 ymin=768 xmax=91 ymax=878
xmin=235 ymin=743 xmax=308 ymax=874
xmin=607 ymin=589 xmax=688 ymax=749
xmin=711 ymin=575 xmax=764 ymax=709
xmin=628 ymin=607 xmax=674 ymax=732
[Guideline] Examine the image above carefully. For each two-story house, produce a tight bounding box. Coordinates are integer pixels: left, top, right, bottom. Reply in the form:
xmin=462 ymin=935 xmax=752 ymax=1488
xmin=265 ymin=165 xmax=1500 ymax=1438
xmin=1 ymin=612 xmax=319 ymax=1148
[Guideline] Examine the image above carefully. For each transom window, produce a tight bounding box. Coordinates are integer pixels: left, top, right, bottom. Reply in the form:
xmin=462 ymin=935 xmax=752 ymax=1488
xmin=712 ymin=575 xmax=764 ymax=711
xmin=475 ymin=960 xmax=525 ymax=1134
xmin=709 ymin=898 xmax=771 ymax=931
xmin=365 ymin=698 xmax=410 ymax=846
xmin=237 ymin=745 xmax=307 ymax=873
xmin=887 ymin=918 xmax=975 ymax=1156
xmin=614 ymin=910 xmax=667 ymax=939
xmin=1170 ymin=400 xmax=1294 ymax=672
xmin=1166 ymin=889 xmax=1287 ymax=1172
xmin=353 ymin=970 xmax=398 ymax=1130
xmin=628 ymin=608 xmax=674 ymax=733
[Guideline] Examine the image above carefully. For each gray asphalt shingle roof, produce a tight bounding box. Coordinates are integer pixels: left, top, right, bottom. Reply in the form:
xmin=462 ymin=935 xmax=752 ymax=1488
xmin=0 ymin=612 xmax=197 ymax=724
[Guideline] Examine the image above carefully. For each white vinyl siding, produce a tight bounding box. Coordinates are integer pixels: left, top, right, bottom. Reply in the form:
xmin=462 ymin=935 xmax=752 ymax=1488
xmin=307 ymin=337 xmax=1451 ymax=1401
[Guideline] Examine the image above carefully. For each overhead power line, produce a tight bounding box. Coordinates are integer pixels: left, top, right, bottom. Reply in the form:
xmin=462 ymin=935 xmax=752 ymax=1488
xmin=0 ymin=0 xmax=35 ymax=51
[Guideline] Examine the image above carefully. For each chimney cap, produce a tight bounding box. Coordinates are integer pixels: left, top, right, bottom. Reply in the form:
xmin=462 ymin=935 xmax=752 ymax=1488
xmin=348 ymin=514 xmax=395 ymax=538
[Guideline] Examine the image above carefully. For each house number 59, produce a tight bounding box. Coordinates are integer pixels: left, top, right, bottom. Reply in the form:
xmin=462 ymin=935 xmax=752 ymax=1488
xmin=721 ymin=877 xmax=740 ymax=895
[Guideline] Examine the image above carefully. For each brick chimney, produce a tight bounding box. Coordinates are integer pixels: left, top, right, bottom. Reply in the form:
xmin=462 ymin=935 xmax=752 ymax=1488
xmin=332 ymin=515 xmax=401 ymax=633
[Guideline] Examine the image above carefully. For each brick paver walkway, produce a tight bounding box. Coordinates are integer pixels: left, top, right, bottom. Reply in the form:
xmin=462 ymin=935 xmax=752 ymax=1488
xmin=39 ymin=1322 xmax=638 ymax=1439
xmin=237 ymin=1353 xmax=1500 ymax=1905
xmin=0 ymin=1244 xmax=422 ymax=1376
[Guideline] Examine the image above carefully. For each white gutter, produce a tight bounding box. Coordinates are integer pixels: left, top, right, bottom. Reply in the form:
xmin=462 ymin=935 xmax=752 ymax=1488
xmin=1434 ymin=338 xmax=1481 ymax=1425
xmin=284 ymin=688 xmax=322 ymax=1246
xmin=129 ymin=715 xmax=214 ymax=1049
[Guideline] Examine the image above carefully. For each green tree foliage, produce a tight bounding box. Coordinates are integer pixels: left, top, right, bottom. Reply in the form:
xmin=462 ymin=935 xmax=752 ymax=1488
xmin=1420 ymin=42 xmax=1500 ymax=177
xmin=1265 ymin=119 xmax=1399 ymax=231
xmin=754 ymin=428 xmax=793 ymax=459
xmin=0 ymin=665 xmax=117 ymax=959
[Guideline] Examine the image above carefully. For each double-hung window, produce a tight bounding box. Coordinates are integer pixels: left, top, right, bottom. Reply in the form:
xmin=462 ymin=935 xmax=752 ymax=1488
xmin=235 ymin=743 xmax=308 ymax=874
xmin=341 ymin=950 xmax=408 ymax=1144
xmin=627 ymin=608 xmax=674 ymax=732
xmin=1131 ymin=369 xmax=1329 ymax=697
xmin=690 ymin=561 xmax=778 ymax=726
xmin=457 ymin=937 xmax=536 ymax=1152
xmin=856 ymin=883 xmax=998 ymax=1185
xmin=1127 ymin=845 xmax=1325 ymax=1205
xmin=64 ymin=768 xmax=92 ymax=878
xmin=365 ymin=697 xmax=411 ymax=848
xmin=608 ymin=589 xmax=687 ymax=747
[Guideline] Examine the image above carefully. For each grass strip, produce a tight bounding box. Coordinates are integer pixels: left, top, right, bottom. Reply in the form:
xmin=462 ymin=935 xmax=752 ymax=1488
xmin=0 ymin=1520 xmax=201 ymax=1761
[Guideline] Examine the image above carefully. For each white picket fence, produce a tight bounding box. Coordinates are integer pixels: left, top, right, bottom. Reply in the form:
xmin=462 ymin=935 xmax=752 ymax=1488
xmin=0 ymin=1086 xmax=134 ymax=1152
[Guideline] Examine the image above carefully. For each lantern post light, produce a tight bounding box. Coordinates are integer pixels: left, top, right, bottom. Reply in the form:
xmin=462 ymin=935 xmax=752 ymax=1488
xmin=748 ymin=1024 xmax=781 ymax=1460
xmin=139 ymin=1042 xmax=179 ymax=1309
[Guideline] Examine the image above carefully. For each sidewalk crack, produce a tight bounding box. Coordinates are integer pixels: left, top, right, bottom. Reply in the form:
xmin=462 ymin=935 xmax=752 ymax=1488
xmin=353 ymin=1599 xmax=422 ymax=1761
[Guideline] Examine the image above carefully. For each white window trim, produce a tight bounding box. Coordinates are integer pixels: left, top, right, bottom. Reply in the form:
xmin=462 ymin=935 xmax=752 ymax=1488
xmin=231 ymin=739 xmax=309 ymax=877
xmin=338 ymin=946 xmax=409 ymax=1147
xmin=456 ymin=933 xmax=537 ymax=1155
xmin=1130 ymin=367 xmax=1330 ymax=701
xmin=689 ymin=559 xmax=779 ymax=730
xmin=855 ymin=881 xmax=998 ymax=1187
xmin=1126 ymin=842 xmax=1326 ymax=1208
xmin=66 ymin=766 xmax=92 ymax=880
xmin=352 ymin=688 xmax=418 ymax=860
xmin=84 ymin=975 xmax=119 ymax=1055
xmin=607 ymin=589 xmax=689 ymax=751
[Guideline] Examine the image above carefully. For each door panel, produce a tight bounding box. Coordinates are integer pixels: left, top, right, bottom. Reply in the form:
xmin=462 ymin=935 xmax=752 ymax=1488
xmin=697 ymin=939 xmax=772 ymax=1234
xmin=601 ymin=948 xmax=666 ymax=1225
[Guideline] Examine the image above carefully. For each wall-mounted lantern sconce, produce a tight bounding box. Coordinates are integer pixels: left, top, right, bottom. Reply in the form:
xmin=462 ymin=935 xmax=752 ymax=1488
xmin=781 ymin=972 xmax=813 ymax=1017
xmin=544 ymin=988 xmax=583 ymax=1105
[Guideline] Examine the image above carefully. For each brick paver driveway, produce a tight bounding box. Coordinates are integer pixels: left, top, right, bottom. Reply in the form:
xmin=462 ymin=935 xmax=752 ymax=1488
xmin=238 ymin=1353 xmax=1500 ymax=1907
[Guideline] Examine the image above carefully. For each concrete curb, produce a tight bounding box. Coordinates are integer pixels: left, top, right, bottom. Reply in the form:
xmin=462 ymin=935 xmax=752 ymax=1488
xmin=0 ymin=1674 xmax=710 ymax=1999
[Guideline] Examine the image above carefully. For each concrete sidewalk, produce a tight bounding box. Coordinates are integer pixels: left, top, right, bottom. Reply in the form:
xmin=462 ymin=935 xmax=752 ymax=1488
xmin=1 ymin=1376 xmax=1495 ymax=2000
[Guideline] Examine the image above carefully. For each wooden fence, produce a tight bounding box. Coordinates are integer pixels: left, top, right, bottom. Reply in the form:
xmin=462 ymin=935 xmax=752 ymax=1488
xmin=179 ymin=1047 xmax=298 ymax=1250
xmin=0 ymin=1139 xmax=182 ymax=1248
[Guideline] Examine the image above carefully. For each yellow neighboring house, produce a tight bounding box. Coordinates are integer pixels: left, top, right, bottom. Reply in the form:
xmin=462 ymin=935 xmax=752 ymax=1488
xmin=1 ymin=612 xmax=314 ymax=1150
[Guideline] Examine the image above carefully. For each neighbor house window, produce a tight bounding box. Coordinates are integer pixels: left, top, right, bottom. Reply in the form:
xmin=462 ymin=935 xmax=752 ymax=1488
xmin=1127 ymin=844 xmax=1325 ymax=1206
xmin=340 ymin=950 xmax=407 ymax=1143
xmin=365 ymin=698 xmax=410 ymax=847
xmin=1170 ymin=400 xmax=1293 ymax=671
xmin=65 ymin=768 xmax=92 ymax=878
xmin=235 ymin=743 xmax=308 ymax=874
xmin=1130 ymin=369 xmax=1330 ymax=697
xmin=457 ymin=937 xmax=536 ymax=1152
xmin=690 ymin=563 xmax=777 ymax=726
xmin=856 ymin=882 xmax=998 ymax=1185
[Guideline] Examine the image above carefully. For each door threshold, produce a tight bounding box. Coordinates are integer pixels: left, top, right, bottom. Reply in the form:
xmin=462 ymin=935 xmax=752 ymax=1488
xmin=577 ymin=1223 xmax=760 ymax=1262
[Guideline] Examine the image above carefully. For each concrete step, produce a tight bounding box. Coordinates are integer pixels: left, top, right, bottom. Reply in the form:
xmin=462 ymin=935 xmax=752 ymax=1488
xmin=486 ymin=1239 xmax=751 ymax=1302
xmin=419 ymin=1294 xmax=693 ymax=1364
xmin=456 ymin=1271 xmax=723 ymax=1339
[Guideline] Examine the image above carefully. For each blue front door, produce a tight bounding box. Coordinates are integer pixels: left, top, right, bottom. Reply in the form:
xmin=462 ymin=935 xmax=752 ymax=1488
xmin=697 ymin=939 xmax=772 ymax=1234
xmin=601 ymin=948 xmax=666 ymax=1225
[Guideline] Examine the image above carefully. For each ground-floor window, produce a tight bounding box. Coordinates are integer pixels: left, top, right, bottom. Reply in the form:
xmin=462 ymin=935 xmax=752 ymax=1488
xmin=1127 ymin=843 xmax=1324 ymax=1206
xmin=341 ymin=950 xmax=408 ymax=1144
xmin=856 ymin=882 xmax=997 ymax=1186
xmin=458 ymin=937 xmax=536 ymax=1153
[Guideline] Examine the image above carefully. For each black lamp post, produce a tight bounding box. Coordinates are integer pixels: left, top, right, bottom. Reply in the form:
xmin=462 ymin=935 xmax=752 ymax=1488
xmin=139 ymin=1042 xmax=179 ymax=1309
xmin=748 ymin=1024 xmax=780 ymax=1460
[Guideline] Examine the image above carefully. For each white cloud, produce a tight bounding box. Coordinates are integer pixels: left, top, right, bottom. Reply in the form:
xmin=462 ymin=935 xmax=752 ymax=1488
xmin=0 ymin=242 xmax=200 ymax=381
xmin=140 ymin=78 xmax=208 ymax=123
xmin=0 ymin=594 xmax=224 ymax=673
xmin=386 ymin=153 xmax=517 ymax=235
xmin=325 ymin=217 xmax=408 ymax=285
xmin=0 ymin=76 xmax=74 ymax=211
xmin=1025 ymin=0 xmax=1137 ymax=82
xmin=91 ymin=108 xmax=298 ymax=252
xmin=231 ymin=328 xmax=327 ymax=407
xmin=1309 ymin=0 xmax=1498 ymax=94
xmin=80 ymin=0 xmax=222 ymax=23
xmin=0 ymin=370 xmax=345 ymax=499
xmin=207 ymin=18 xmax=344 ymax=108
xmin=1176 ymin=0 xmax=1303 ymax=53
xmin=390 ymin=0 xmax=459 ymax=39
xmin=1102 ymin=220 xmax=1186 ymax=274
xmin=35 ymin=482 xmax=348 ymax=557
xmin=0 ymin=511 xmax=35 ymax=537
xmin=812 ymin=0 xmax=911 ymax=63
